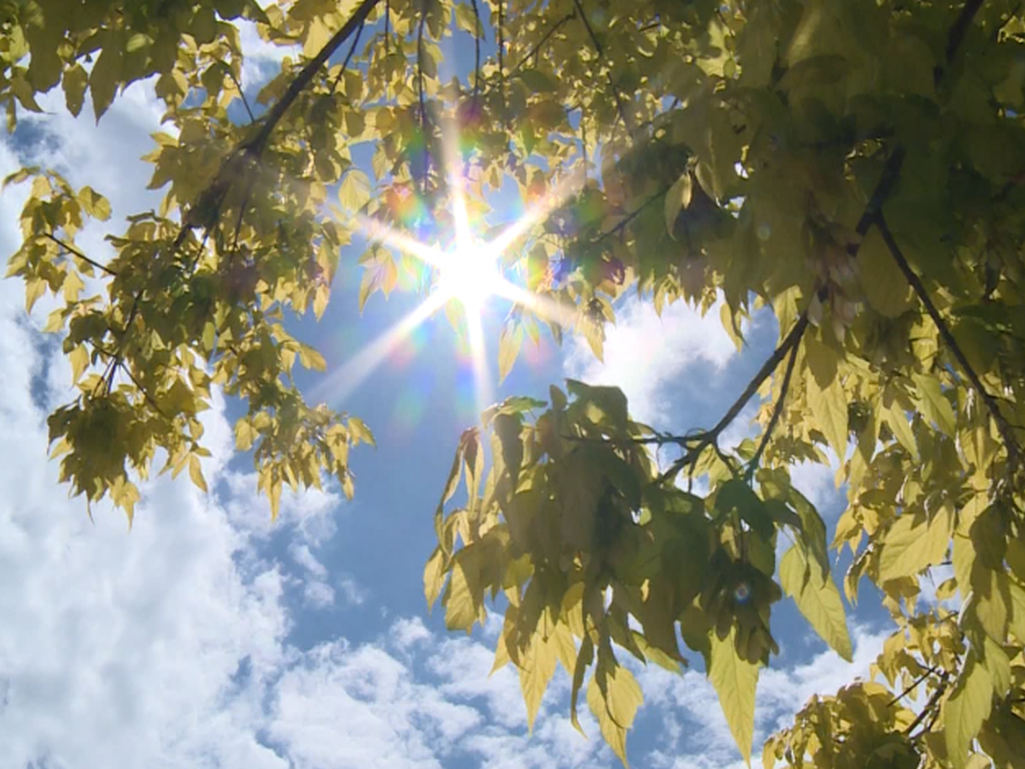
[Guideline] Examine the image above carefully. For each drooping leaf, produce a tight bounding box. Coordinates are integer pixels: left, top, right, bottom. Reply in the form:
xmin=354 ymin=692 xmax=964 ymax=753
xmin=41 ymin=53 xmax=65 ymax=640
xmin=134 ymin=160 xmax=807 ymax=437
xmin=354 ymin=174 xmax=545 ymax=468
xmin=779 ymin=544 xmax=852 ymax=661
xmin=708 ymin=626 xmax=759 ymax=764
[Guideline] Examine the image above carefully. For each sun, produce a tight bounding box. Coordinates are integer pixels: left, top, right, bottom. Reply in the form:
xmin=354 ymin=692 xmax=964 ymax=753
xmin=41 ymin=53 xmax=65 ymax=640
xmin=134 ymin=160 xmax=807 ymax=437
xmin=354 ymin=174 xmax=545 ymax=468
xmin=435 ymin=240 xmax=502 ymax=313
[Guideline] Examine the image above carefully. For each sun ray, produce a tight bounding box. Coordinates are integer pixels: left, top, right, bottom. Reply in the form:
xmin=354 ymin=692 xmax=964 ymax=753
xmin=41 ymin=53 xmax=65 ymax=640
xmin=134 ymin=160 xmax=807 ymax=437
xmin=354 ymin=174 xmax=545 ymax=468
xmin=465 ymin=310 xmax=493 ymax=423
xmin=492 ymin=280 xmax=579 ymax=328
xmin=355 ymin=213 xmax=446 ymax=269
xmin=330 ymin=115 xmax=592 ymax=407
xmin=311 ymin=291 xmax=448 ymax=405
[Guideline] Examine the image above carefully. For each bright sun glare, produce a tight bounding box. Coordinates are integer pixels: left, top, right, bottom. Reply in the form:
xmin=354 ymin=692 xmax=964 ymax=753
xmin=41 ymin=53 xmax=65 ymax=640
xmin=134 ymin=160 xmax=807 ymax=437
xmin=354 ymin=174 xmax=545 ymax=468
xmin=313 ymin=119 xmax=584 ymax=413
xmin=436 ymin=241 xmax=501 ymax=312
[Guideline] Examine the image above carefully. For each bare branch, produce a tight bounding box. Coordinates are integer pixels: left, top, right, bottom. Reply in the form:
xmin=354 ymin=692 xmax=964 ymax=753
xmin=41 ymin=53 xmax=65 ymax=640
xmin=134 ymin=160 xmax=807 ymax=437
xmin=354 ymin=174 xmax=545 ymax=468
xmin=875 ymin=214 xmax=1021 ymax=469
xmin=471 ymin=0 xmax=482 ymax=100
xmin=44 ymin=233 xmax=118 ymax=277
xmin=659 ymin=313 xmax=810 ymax=484
xmin=221 ymin=62 xmax=255 ymax=123
xmin=888 ymin=665 xmax=939 ymax=707
xmin=905 ymin=672 xmax=949 ymax=736
xmin=746 ymin=334 xmax=799 ymax=479
xmin=329 ymin=18 xmax=366 ymax=96
xmin=244 ymin=0 xmax=380 ymax=156
xmin=572 ymin=0 xmax=632 ymax=131
xmin=511 ymin=13 xmax=574 ymax=75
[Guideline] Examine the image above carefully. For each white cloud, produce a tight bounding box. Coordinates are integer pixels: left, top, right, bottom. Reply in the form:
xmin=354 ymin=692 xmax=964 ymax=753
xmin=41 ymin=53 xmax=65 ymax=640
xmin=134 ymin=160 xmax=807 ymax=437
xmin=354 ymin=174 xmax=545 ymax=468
xmin=635 ymin=626 xmax=888 ymax=768
xmin=563 ymin=296 xmax=739 ymax=425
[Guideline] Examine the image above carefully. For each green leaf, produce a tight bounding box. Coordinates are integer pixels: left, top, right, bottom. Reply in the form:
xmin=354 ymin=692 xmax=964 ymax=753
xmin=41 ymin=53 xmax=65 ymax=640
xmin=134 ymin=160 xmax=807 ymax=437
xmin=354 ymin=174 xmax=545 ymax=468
xmin=911 ymin=373 xmax=956 ymax=434
xmin=664 ymin=172 xmax=692 ymax=237
xmin=89 ymin=44 xmax=123 ymax=120
xmin=779 ymin=545 xmax=852 ymax=660
xmin=943 ymin=656 xmax=993 ymax=768
xmin=708 ymin=626 xmax=759 ymax=764
xmin=858 ymin=227 xmax=911 ymax=317
xmin=63 ymin=64 xmax=89 ymax=117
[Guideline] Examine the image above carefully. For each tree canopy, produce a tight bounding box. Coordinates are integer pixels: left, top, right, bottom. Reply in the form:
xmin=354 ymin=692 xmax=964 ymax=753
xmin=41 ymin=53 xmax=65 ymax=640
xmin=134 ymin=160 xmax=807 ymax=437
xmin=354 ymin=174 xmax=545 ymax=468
xmin=3 ymin=0 xmax=1025 ymax=766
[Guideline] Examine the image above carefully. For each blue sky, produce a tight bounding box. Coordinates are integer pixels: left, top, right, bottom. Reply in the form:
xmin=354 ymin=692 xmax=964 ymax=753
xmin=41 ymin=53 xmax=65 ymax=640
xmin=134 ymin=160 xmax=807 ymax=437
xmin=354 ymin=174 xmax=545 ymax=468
xmin=0 ymin=22 xmax=901 ymax=769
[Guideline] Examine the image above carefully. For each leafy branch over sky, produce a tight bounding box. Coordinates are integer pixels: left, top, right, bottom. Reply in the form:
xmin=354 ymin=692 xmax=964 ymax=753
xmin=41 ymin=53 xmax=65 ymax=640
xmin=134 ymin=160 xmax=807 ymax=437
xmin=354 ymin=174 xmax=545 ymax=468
xmin=3 ymin=0 xmax=1025 ymax=766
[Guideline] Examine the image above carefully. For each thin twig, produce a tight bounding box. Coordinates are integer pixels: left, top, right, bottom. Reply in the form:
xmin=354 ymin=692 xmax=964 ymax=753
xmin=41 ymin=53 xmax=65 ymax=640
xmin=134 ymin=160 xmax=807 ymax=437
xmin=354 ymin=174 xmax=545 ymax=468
xmin=510 ymin=12 xmax=574 ymax=75
xmin=888 ymin=665 xmax=939 ymax=706
xmin=875 ymin=214 xmax=1020 ymax=469
xmin=104 ymin=0 xmax=380 ymax=395
xmin=222 ymin=63 xmax=255 ymax=123
xmin=905 ymin=673 xmax=949 ymax=736
xmin=746 ymin=335 xmax=799 ymax=479
xmin=416 ymin=2 xmax=429 ymax=196
xmin=329 ymin=18 xmax=366 ymax=96
xmin=571 ymin=0 xmax=631 ymax=131
xmin=384 ymin=0 xmax=390 ymax=55
xmin=942 ymin=0 xmax=984 ymax=77
xmin=497 ymin=0 xmax=505 ymax=81
xmin=470 ymin=0 xmax=481 ymax=100
xmin=658 ymin=314 xmax=810 ymax=484
xmin=44 ymin=233 xmax=118 ymax=277
xmin=593 ymin=186 xmax=669 ymax=243
xmin=572 ymin=0 xmax=603 ymax=56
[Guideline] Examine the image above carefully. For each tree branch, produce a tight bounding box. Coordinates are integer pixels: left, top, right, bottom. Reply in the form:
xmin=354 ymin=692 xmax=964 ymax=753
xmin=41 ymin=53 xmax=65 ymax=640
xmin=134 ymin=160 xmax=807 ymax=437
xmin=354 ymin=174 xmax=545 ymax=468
xmin=746 ymin=334 xmax=799 ymax=480
xmin=943 ymin=0 xmax=984 ymax=75
xmin=875 ymin=214 xmax=1021 ymax=469
xmin=888 ymin=665 xmax=939 ymax=706
xmin=659 ymin=313 xmax=810 ymax=484
xmin=244 ymin=0 xmax=380 ymax=156
xmin=470 ymin=0 xmax=482 ymax=100
xmin=511 ymin=13 xmax=574 ymax=75
xmin=44 ymin=233 xmax=118 ymax=277
xmin=329 ymin=18 xmax=365 ymax=96
xmin=572 ymin=0 xmax=631 ymax=131
xmin=905 ymin=672 xmax=949 ymax=736
xmin=594 ymin=186 xmax=669 ymax=244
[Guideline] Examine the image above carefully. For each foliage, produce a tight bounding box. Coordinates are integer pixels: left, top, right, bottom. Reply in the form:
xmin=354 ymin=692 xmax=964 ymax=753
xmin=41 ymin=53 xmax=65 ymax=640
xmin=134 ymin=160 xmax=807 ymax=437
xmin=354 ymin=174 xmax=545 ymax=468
xmin=3 ymin=0 xmax=1025 ymax=767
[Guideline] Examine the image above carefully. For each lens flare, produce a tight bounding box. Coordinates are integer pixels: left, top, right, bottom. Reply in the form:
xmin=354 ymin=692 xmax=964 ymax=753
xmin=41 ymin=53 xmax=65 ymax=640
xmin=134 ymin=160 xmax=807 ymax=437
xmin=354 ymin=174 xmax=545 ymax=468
xmin=325 ymin=114 xmax=587 ymax=416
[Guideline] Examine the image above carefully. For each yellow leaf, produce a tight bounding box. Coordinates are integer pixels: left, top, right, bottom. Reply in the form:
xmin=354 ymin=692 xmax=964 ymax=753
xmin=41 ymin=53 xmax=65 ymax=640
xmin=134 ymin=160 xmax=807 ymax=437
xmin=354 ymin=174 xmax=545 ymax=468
xmin=520 ymin=632 xmax=558 ymax=731
xmin=498 ymin=322 xmax=523 ymax=382
xmin=877 ymin=508 xmax=953 ymax=583
xmin=708 ymin=626 xmax=759 ymax=764
xmin=338 ymin=169 xmax=372 ymax=212
xmin=779 ymin=545 xmax=852 ymax=661
xmin=943 ymin=656 xmax=993 ymax=768
xmin=444 ymin=552 xmax=480 ymax=632
xmin=805 ymin=367 xmax=847 ymax=458
xmin=69 ymin=344 xmax=90 ymax=383
xmin=911 ymin=373 xmax=956 ymax=434
xmin=188 ymin=454 xmax=208 ymax=493
xmin=423 ymin=546 xmax=446 ymax=608
xmin=587 ymin=662 xmax=643 ymax=765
